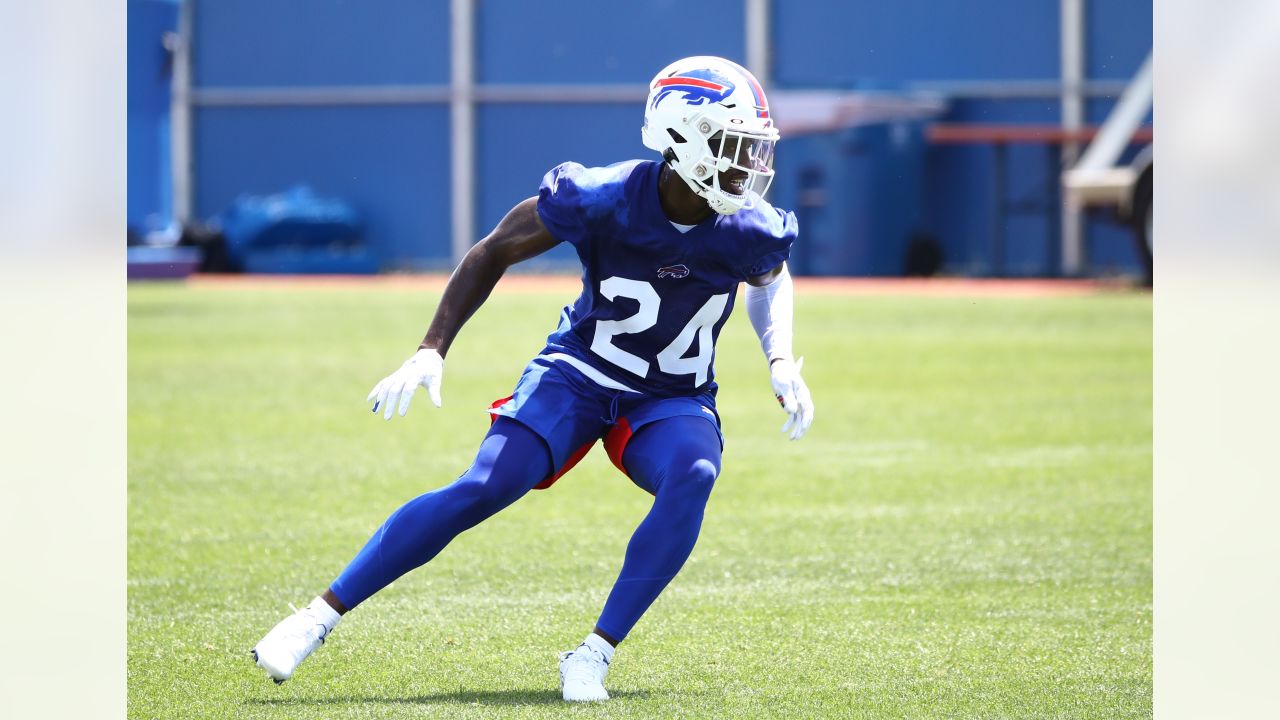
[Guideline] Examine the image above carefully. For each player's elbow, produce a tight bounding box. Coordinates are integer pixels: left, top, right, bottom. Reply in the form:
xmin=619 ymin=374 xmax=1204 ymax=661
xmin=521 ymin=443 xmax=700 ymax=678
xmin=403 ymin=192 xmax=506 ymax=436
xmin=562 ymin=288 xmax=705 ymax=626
xmin=474 ymin=198 xmax=557 ymax=269
xmin=746 ymin=262 xmax=787 ymax=287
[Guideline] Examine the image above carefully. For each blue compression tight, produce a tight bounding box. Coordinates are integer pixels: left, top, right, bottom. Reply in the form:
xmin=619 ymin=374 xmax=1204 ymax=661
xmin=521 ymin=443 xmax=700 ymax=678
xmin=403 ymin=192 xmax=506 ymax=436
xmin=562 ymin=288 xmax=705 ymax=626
xmin=594 ymin=415 xmax=721 ymax=642
xmin=329 ymin=417 xmax=552 ymax=609
xmin=327 ymin=414 xmax=721 ymax=645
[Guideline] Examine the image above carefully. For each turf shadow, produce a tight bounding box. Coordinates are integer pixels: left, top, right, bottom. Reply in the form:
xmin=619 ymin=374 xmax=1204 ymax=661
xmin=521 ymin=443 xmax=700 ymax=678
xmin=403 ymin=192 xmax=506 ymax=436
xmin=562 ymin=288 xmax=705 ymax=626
xmin=246 ymin=688 xmax=651 ymax=707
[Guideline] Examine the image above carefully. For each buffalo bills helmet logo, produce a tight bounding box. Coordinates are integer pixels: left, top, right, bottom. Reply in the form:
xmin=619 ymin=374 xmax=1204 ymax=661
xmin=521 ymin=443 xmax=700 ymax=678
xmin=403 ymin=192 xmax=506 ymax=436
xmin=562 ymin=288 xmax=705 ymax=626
xmin=656 ymin=264 xmax=691 ymax=279
xmin=651 ymin=68 xmax=736 ymax=110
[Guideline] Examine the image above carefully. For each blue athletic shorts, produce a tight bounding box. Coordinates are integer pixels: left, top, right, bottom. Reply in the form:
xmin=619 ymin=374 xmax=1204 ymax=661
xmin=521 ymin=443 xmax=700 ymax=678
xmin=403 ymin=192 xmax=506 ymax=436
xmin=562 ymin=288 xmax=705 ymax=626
xmin=488 ymin=354 xmax=723 ymax=491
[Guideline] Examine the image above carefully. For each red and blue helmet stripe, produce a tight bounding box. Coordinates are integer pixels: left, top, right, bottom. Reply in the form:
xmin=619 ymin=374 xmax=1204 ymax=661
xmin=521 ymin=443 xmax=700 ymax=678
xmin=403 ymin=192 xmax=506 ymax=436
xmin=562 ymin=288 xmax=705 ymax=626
xmin=723 ymin=59 xmax=770 ymax=119
xmin=742 ymin=74 xmax=770 ymax=118
xmin=651 ymin=62 xmax=771 ymax=120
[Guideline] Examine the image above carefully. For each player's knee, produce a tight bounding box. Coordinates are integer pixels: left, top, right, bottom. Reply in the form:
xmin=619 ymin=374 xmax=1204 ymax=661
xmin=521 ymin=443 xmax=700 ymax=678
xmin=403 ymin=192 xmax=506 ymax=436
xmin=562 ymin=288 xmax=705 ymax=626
xmin=679 ymin=458 xmax=719 ymax=498
xmin=450 ymin=468 xmax=513 ymax=514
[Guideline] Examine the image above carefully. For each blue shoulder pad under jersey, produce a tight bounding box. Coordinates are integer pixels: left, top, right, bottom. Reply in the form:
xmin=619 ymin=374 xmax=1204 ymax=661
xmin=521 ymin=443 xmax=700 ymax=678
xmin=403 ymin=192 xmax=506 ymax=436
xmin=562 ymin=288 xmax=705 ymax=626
xmin=536 ymin=160 xmax=645 ymax=250
xmin=725 ymin=201 xmax=799 ymax=280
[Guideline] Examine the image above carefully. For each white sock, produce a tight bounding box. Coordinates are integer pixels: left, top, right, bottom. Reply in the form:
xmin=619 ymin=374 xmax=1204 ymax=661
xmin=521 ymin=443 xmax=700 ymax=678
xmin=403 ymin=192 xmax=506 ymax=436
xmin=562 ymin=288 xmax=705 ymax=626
xmin=582 ymin=632 xmax=615 ymax=664
xmin=306 ymin=596 xmax=342 ymax=629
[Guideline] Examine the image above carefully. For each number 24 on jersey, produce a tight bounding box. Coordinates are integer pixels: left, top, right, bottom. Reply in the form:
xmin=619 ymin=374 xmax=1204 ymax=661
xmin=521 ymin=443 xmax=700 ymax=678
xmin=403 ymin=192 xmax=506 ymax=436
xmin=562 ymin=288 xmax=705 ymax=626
xmin=589 ymin=276 xmax=728 ymax=387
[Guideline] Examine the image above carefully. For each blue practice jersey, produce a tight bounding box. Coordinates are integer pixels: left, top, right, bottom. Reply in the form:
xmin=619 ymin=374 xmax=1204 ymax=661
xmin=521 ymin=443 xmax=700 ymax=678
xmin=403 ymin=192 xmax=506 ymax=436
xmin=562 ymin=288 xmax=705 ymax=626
xmin=535 ymin=159 xmax=798 ymax=398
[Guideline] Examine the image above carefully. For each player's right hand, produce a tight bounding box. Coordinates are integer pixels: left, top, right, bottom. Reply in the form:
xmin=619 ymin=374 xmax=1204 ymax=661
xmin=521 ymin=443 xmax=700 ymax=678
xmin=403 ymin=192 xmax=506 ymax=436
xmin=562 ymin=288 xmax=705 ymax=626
xmin=367 ymin=348 xmax=444 ymax=420
xmin=770 ymin=356 xmax=814 ymax=441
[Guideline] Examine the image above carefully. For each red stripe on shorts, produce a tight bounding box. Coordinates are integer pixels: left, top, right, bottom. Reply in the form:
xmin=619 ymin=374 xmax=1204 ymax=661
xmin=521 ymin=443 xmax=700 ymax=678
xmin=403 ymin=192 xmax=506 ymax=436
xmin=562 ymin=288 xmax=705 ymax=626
xmin=488 ymin=394 xmax=594 ymax=490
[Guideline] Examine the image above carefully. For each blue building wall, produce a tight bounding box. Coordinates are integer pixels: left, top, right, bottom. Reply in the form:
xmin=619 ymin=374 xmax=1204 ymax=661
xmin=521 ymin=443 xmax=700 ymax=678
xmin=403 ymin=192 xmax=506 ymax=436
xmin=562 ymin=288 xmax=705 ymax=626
xmin=160 ymin=0 xmax=1152 ymax=275
xmin=476 ymin=0 xmax=743 ymax=85
xmin=774 ymin=0 xmax=1061 ymax=87
xmin=192 ymin=0 xmax=449 ymax=87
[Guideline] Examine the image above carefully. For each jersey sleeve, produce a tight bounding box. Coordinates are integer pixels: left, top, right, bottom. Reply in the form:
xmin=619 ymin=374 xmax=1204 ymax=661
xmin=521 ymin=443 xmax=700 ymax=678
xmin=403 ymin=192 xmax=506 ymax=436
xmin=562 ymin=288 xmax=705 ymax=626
xmin=536 ymin=162 xmax=593 ymax=249
xmin=743 ymin=206 xmax=799 ymax=278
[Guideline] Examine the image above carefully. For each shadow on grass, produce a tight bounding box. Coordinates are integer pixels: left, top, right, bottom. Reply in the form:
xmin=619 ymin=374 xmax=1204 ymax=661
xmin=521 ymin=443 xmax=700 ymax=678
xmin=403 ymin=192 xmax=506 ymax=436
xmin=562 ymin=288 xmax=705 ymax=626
xmin=246 ymin=688 xmax=651 ymax=707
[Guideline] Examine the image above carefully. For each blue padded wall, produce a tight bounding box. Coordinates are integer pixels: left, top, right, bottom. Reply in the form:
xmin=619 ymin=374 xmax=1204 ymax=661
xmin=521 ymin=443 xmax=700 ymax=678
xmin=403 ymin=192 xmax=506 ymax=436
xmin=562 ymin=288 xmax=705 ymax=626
xmin=194 ymin=105 xmax=452 ymax=269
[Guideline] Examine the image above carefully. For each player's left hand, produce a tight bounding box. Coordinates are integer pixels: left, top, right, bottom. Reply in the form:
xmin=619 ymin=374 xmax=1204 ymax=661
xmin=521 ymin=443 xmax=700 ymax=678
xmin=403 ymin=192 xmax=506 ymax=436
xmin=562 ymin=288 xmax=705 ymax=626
xmin=770 ymin=356 xmax=814 ymax=441
xmin=367 ymin=348 xmax=444 ymax=420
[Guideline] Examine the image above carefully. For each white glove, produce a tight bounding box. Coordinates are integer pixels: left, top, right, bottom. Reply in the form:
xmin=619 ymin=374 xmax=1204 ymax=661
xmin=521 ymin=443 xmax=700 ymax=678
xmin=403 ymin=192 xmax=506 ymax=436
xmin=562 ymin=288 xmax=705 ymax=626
xmin=367 ymin=348 xmax=444 ymax=420
xmin=770 ymin=356 xmax=814 ymax=441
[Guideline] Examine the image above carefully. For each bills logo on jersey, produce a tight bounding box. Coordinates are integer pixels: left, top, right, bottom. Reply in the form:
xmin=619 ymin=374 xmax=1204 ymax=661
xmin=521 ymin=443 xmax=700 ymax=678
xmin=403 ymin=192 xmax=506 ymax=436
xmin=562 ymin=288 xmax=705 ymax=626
xmin=651 ymin=69 xmax=736 ymax=109
xmin=656 ymin=264 xmax=691 ymax=279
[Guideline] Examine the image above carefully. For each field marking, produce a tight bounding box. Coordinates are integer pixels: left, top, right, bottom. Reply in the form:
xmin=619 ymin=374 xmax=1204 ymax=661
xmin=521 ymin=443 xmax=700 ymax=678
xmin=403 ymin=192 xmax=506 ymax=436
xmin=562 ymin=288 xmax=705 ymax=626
xmin=186 ymin=273 xmax=1131 ymax=297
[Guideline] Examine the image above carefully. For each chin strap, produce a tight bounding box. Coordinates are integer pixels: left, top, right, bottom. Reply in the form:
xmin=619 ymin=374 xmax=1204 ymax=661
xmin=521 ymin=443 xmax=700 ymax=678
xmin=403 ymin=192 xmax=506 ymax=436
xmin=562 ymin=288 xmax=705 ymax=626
xmin=661 ymin=152 xmax=745 ymax=216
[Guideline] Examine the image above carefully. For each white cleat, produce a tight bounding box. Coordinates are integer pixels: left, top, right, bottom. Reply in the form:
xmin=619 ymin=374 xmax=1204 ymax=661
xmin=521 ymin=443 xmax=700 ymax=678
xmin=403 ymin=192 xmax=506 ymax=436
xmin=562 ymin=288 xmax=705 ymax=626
xmin=559 ymin=642 xmax=610 ymax=702
xmin=251 ymin=602 xmax=339 ymax=684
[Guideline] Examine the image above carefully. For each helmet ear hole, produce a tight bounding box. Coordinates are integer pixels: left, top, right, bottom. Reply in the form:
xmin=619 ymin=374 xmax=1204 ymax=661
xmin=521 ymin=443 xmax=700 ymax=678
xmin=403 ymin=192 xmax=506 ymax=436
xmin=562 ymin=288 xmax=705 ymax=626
xmin=666 ymin=128 xmax=687 ymax=144
xmin=662 ymin=148 xmax=679 ymax=166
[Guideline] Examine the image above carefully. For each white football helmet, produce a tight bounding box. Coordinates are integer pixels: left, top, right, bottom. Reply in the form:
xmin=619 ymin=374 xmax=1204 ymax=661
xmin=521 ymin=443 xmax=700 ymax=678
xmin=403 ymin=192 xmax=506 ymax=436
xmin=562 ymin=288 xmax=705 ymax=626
xmin=641 ymin=56 xmax=779 ymax=215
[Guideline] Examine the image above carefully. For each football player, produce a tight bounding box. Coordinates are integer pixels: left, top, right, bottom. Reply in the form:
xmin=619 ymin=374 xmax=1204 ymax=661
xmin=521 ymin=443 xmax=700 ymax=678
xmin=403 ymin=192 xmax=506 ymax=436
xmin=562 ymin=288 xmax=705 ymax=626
xmin=252 ymin=56 xmax=814 ymax=702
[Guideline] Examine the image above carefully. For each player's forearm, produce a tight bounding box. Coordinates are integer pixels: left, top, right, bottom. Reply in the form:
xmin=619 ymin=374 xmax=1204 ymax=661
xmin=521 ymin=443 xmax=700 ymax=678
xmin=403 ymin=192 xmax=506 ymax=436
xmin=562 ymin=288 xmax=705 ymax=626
xmin=419 ymin=241 xmax=507 ymax=358
xmin=744 ymin=264 xmax=795 ymax=364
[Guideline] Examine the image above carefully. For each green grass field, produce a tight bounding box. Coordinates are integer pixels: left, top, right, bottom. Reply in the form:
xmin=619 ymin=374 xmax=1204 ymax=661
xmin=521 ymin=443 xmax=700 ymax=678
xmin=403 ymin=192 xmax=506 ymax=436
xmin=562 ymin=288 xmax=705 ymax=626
xmin=128 ymin=281 xmax=1151 ymax=719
